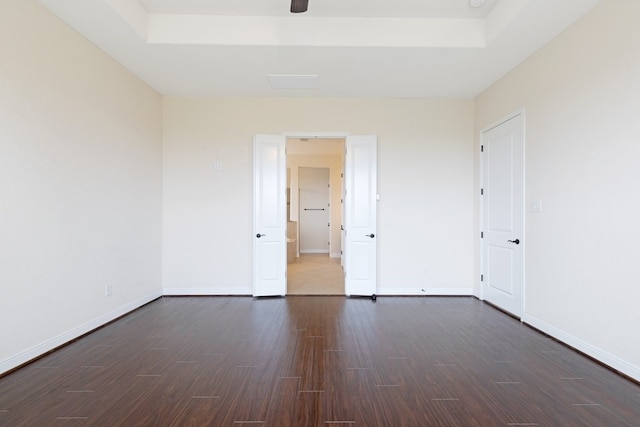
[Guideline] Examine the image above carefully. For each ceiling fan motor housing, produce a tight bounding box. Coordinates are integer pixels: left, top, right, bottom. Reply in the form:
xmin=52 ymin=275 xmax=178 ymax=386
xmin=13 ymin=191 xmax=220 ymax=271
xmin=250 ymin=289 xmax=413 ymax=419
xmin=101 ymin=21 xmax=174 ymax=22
xmin=291 ymin=0 xmax=309 ymax=13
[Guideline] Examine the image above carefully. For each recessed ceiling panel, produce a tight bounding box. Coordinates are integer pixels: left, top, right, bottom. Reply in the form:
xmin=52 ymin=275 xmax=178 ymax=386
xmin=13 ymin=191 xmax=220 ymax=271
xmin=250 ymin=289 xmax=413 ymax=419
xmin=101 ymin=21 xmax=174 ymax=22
xmin=39 ymin=0 xmax=604 ymax=98
xmin=137 ymin=0 xmax=500 ymax=19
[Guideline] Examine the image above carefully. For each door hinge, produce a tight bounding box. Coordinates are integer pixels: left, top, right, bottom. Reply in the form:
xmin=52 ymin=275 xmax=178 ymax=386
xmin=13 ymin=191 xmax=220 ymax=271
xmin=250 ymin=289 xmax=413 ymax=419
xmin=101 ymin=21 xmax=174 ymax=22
xmin=480 ymin=188 xmax=484 ymax=196
xmin=481 ymin=274 xmax=484 ymax=282
xmin=328 ymin=223 xmax=330 ymax=227
xmin=481 ymin=145 xmax=484 ymax=153
xmin=341 ymin=173 xmax=344 ymax=178
xmin=481 ymin=231 xmax=484 ymax=239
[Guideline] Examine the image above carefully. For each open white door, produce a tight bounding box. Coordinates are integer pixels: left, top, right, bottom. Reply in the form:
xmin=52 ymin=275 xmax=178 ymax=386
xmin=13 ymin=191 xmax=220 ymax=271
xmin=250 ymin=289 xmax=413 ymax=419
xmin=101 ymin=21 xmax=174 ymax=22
xmin=481 ymin=113 xmax=524 ymax=317
xmin=344 ymin=135 xmax=377 ymax=298
xmin=253 ymin=134 xmax=287 ymax=297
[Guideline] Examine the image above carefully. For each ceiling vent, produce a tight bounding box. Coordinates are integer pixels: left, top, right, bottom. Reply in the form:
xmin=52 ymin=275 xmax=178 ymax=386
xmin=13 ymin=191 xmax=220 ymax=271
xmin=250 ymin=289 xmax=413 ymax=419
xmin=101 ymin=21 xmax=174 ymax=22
xmin=469 ymin=0 xmax=486 ymax=7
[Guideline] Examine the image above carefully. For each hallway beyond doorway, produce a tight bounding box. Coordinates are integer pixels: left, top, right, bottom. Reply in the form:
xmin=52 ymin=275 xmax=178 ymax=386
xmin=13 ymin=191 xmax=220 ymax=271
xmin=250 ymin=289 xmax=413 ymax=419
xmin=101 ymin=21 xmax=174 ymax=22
xmin=287 ymin=254 xmax=344 ymax=295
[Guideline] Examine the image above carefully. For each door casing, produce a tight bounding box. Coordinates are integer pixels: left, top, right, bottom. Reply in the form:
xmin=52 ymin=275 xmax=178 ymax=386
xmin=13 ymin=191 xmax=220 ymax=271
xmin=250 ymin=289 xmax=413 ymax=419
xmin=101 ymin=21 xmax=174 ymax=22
xmin=254 ymin=132 xmax=377 ymax=297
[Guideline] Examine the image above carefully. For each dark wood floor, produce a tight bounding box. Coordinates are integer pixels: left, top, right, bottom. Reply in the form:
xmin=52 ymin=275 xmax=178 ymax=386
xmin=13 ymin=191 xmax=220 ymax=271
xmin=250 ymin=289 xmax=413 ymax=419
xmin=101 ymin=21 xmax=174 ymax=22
xmin=1 ymin=297 xmax=639 ymax=426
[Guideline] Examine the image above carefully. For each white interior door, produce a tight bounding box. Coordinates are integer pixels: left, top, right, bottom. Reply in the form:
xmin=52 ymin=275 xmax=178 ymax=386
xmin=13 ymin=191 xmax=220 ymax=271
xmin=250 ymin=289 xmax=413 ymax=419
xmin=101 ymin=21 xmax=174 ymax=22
xmin=253 ymin=134 xmax=287 ymax=297
xmin=482 ymin=113 xmax=524 ymax=317
xmin=344 ymin=135 xmax=377 ymax=298
xmin=299 ymin=167 xmax=330 ymax=254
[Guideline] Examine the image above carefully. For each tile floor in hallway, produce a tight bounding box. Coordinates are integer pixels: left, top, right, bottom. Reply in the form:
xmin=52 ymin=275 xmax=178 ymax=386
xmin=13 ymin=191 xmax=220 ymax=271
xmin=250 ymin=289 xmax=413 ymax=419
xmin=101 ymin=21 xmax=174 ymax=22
xmin=287 ymin=254 xmax=344 ymax=295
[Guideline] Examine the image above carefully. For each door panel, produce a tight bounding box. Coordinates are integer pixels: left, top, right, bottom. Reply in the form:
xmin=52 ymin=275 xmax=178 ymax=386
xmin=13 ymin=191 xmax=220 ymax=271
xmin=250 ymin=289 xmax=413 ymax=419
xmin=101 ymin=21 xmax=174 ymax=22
xmin=482 ymin=114 xmax=524 ymax=317
xmin=253 ymin=134 xmax=287 ymax=297
xmin=487 ymin=246 xmax=514 ymax=295
xmin=344 ymin=135 xmax=377 ymax=297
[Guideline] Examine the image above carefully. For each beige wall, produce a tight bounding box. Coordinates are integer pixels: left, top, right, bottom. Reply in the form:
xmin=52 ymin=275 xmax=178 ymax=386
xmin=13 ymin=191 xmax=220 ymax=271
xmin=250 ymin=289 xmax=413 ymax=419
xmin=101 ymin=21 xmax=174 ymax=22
xmin=162 ymin=97 xmax=475 ymax=295
xmin=475 ymin=0 xmax=640 ymax=379
xmin=0 ymin=0 xmax=163 ymax=373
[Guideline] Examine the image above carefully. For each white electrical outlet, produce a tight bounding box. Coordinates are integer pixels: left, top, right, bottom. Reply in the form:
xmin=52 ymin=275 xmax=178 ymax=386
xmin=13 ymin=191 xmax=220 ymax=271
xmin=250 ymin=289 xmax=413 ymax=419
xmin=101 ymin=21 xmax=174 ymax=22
xmin=212 ymin=161 xmax=223 ymax=170
xmin=105 ymin=284 xmax=113 ymax=296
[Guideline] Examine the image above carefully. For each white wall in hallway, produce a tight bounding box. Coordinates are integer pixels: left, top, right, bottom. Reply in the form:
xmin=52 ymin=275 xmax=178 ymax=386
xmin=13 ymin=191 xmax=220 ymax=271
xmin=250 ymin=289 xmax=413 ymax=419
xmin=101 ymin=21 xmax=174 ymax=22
xmin=162 ymin=97 xmax=475 ymax=295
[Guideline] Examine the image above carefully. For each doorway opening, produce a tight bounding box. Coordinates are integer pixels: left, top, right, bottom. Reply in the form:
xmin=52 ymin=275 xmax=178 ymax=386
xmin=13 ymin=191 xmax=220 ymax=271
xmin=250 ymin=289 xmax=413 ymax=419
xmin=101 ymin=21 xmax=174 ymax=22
xmin=286 ymin=138 xmax=345 ymax=295
xmin=253 ymin=133 xmax=377 ymax=298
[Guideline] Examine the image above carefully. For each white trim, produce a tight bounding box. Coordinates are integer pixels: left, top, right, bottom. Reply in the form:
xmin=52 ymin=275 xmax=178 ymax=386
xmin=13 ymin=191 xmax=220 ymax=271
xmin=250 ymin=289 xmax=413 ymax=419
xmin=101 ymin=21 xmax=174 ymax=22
xmin=377 ymin=287 xmax=475 ymax=296
xmin=0 ymin=289 xmax=162 ymax=376
xmin=282 ymin=132 xmax=349 ymax=139
xmin=299 ymin=249 xmax=330 ymax=254
xmin=163 ymin=287 xmax=253 ymax=296
xmin=478 ymin=122 xmax=485 ymax=301
xmin=472 ymin=287 xmax=482 ymax=299
xmin=523 ymin=313 xmax=640 ymax=382
xmin=481 ymin=108 xmax=525 ymax=133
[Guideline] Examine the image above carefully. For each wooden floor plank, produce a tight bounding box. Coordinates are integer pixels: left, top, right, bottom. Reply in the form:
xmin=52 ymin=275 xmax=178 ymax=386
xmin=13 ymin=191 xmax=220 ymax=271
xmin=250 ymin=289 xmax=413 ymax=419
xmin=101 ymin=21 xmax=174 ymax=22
xmin=1 ymin=296 xmax=639 ymax=426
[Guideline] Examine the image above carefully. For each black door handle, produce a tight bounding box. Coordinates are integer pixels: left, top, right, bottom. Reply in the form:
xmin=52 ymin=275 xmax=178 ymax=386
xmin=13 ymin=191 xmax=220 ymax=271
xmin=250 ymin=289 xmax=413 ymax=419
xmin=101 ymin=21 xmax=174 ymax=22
xmin=366 ymin=234 xmax=375 ymax=238
xmin=256 ymin=233 xmax=266 ymax=238
xmin=508 ymin=239 xmax=520 ymax=245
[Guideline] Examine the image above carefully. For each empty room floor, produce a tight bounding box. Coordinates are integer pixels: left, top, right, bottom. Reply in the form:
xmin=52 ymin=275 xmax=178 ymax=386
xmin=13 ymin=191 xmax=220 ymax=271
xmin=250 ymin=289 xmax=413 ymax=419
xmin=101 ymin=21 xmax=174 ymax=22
xmin=287 ymin=254 xmax=344 ymax=295
xmin=1 ymin=296 xmax=639 ymax=426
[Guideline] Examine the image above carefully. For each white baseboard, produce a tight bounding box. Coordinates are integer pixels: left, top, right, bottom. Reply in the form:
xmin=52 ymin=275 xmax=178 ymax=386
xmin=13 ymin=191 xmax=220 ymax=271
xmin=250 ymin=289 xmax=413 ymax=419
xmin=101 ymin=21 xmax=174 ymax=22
xmin=163 ymin=287 xmax=253 ymax=296
xmin=523 ymin=313 xmax=640 ymax=382
xmin=0 ymin=289 xmax=162 ymax=376
xmin=376 ymin=287 xmax=475 ymax=296
xmin=299 ymin=250 xmax=330 ymax=254
xmin=330 ymin=252 xmax=341 ymax=259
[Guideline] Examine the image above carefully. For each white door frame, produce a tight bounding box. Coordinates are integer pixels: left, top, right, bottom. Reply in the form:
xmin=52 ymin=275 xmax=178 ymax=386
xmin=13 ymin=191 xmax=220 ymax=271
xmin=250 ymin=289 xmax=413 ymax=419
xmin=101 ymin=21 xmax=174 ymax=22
xmin=255 ymin=131 xmax=377 ymax=297
xmin=479 ymin=109 xmax=525 ymax=317
xmin=286 ymin=132 xmax=349 ymax=267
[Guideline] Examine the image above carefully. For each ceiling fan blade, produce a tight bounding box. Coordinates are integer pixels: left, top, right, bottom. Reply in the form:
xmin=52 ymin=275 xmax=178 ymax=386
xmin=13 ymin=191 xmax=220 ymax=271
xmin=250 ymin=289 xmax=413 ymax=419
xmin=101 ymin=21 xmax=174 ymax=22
xmin=291 ymin=0 xmax=308 ymax=13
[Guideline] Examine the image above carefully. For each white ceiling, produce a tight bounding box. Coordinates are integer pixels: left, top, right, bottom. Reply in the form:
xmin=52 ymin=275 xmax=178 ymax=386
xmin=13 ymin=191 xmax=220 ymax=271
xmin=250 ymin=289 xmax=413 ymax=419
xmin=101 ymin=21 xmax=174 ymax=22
xmin=38 ymin=0 xmax=602 ymax=98
xmin=137 ymin=0 xmax=500 ymax=19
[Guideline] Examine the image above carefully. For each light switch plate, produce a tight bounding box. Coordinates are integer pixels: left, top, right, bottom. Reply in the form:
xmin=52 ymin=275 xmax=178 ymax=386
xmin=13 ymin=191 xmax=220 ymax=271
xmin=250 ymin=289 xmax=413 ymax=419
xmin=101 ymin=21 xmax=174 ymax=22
xmin=531 ymin=200 xmax=542 ymax=213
